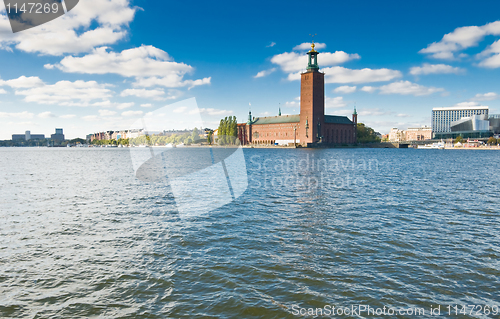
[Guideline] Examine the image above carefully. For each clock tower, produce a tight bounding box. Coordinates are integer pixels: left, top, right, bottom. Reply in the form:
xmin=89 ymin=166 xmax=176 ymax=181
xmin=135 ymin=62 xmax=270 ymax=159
xmin=299 ymin=42 xmax=325 ymax=145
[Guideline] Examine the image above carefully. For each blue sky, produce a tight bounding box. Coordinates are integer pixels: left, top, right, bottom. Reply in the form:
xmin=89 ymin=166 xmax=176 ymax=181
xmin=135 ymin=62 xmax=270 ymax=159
xmin=1 ymin=0 xmax=500 ymax=139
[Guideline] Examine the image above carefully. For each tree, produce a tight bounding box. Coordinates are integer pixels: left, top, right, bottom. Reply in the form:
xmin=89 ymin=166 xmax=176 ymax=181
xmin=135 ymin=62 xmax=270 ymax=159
xmin=191 ymin=127 xmax=200 ymax=142
xmin=487 ymin=136 xmax=497 ymax=145
xmin=356 ymin=123 xmax=380 ymax=143
xmin=207 ymin=130 xmax=213 ymax=145
xmin=455 ymin=135 xmax=464 ymax=144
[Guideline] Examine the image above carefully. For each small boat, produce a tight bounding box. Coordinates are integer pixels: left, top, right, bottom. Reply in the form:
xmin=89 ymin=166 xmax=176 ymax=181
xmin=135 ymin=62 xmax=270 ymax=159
xmin=418 ymin=141 xmax=445 ymax=149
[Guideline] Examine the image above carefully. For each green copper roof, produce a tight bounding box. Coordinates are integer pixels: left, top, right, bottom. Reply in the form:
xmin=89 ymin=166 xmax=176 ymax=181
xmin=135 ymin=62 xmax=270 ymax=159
xmin=325 ymin=115 xmax=353 ymax=125
xmin=252 ymin=114 xmax=300 ymax=125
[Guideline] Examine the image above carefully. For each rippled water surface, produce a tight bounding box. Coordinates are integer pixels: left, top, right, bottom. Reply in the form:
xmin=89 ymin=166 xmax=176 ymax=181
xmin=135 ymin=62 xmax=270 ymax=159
xmin=1 ymin=147 xmax=499 ymax=318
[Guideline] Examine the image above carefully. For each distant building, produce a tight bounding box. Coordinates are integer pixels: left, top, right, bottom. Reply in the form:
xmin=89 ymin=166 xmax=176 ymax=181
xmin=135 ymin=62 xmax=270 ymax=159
xmin=489 ymin=114 xmax=500 ymax=134
xmin=389 ymin=128 xmax=406 ymax=142
xmin=432 ymin=106 xmax=488 ymax=134
xmin=51 ymin=128 xmax=65 ymax=141
xmin=406 ymin=126 xmax=432 ymax=141
xmin=12 ymin=130 xmax=45 ymax=141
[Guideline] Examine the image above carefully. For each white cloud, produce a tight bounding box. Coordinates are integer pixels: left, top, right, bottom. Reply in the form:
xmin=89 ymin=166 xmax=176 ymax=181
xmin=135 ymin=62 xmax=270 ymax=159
xmin=82 ymin=115 xmax=99 ymax=121
xmin=420 ymin=21 xmax=500 ymax=60
xmin=116 ymin=102 xmax=134 ymax=110
xmin=99 ymin=110 xmax=117 ymax=116
xmin=396 ymin=113 xmax=411 ymax=118
xmin=120 ymin=88 xmax=165 ymax=100
xmin=333 ymin=85 xmax=356 ymax=94
xmin=254 ymin=68 xmax=276 ymax=78
xmin=0 ymin=0 xmax=138 ymax=56
xmin=193 ymin=108 xmax=233 ymax=116
xmin=470 ymin=92 xmax=498 ymax=101
xmin=409 ymin=63 xmax=465 ymax=75
xmin=38 ymin=111 xmax=56 ymax=118
xmin=1 ymin=76 xmax=112 ymax=105
xmin=361 ymin=86 xmax=377 ymax=93
xmin=266 ymin=42 xmax=276 ymax=47
xmin=285 ymin=96 xmax=300 ymax=107
xmin=477 ymin=39 xmax=500 ymax=68
xmin=133 ymin=76 xmax=211 ymax=89
xmin=0 ymin=88 xmax=6 ymax=94
xmin=358 ymin=108 xmax=391 ymax=116
xmin=52 ymin=46 xmax=211 ymax=89
xmin=292 ymin=42 xmax=327 ymax=51
xmin=325 ymin=96 xmax=346 ymax=108
xmin=271 ymin=51 xmax=360 ymax=73
xmin=452 ymin=101 xmax=488 ymax=108
xmin=60 ymin=114 xmax=76 ymax=119
xmin=0 ymin=76 xmax=45 ymax=88
xmin=122 ymin=110 xmax=143 ymax=117
xmin=379 ymin=81 xmax=445 ymax=96
xmin=140 ymin=103 xmax=153 ymax=108
xmin=11 ymin=78 xmax=113 ymax=105
xmin=173 ymin=106 xmax=187 ymax=113
xmin=308 ymin=66 xmax=401 ymax=84
xmin=0 ymin=111 xmax=34 ymax=119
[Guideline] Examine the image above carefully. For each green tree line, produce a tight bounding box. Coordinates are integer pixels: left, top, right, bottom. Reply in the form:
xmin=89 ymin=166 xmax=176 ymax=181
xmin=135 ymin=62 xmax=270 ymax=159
xmin=217 ymin=116 xmax=238 ymax=145
xmin=356 ymin=123 xmax=381 ymax=143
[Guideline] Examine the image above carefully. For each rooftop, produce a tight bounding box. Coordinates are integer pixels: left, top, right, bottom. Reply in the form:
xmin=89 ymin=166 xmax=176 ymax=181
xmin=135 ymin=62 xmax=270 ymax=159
xmin=252 ymin=114 xmax=300 ymax=125
xmin=324 ymin=115 xmax=353 ymax=125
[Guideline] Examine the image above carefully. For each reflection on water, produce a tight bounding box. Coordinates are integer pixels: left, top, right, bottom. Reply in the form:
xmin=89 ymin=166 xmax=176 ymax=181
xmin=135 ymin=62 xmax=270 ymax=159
xmin=0 ymin=148 xmax=499 ymax=318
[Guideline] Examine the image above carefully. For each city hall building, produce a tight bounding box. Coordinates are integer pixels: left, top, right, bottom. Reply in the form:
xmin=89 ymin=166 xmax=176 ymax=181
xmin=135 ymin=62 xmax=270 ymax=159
xmin=237 ymin=43 xmax=357 ymax=147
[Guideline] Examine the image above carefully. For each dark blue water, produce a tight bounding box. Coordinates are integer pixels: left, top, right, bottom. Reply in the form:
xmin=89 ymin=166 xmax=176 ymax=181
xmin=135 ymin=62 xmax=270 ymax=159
xmin=0 ymin=148 xmax=499 ymax=318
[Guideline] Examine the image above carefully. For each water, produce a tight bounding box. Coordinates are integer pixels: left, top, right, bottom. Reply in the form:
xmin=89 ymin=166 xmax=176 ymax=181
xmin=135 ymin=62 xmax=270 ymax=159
xmin=0 ymin=148 xmax=499 ymax=318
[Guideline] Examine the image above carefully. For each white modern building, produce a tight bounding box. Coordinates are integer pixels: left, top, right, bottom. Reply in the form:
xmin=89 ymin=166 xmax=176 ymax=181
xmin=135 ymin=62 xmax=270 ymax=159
xmin=432 ymin=106 xmax=488 ymax=133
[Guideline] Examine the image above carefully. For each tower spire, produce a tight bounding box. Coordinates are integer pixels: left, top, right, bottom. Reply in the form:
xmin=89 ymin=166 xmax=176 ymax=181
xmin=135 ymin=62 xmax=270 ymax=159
xmin=307 ymin=34 xmax=319 ymax=72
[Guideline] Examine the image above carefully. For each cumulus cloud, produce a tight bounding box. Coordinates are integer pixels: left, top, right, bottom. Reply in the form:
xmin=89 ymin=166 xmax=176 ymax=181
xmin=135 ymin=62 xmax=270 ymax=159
xmin=122 ymin=110 xmax=143 ymax=117
xmin=254 ymin=68 xmax=276 ymax=78
xmin=325 ymin=96 xmax=346 ymax=108
xmin=190 ymin=108 xmax=233 ymax=116
xmin=266 ymin=42 xmax=276 ymax=47
xmin=333 ymin=85 xmax=356 ymax=94
xmin=140 ymin=103 xmax=153 ymax=108
xmin=469 ymin=92 xmax=498 ymax=101
xmin=477 ymin=39 xmax=500 ymax=68
xmin=99 ymin=110 xmax=117 ymax=116
xmin=1 ymin=76 xmax=113 ymax=105
xmin=301 ymin=66 xmax=402 ymax=84
xmin=358 ymin=108 xmax=391 ymax=116
xmin=285 ymin=96 xmax=300 ymax=107
xmin=116 ymin=102 xmax=134 ymax=110
xmin=60 ymin=114 xmax=76 ymax=119
xmin=120 ymin=88 xmax=166 ymax=100
xmin=0 ymin=88 xmax=6 ymax=94
xmin=379 ymin=81 xmax=445 ymax=96
xmin=0 ymin=0 xmax=138 ymax=56
xmin=50 ymin=46 xmax=211 ymax=89
xmin=0 ymin=111 xmax=34 ymax=118
xmin=361 ymin=86 xmax=377 ymax=93
xmin=82 ymin=115 xmax=99 ymax=121
xmin=0 ymin=76 xmax=45 ymax=88
xmin=173 ymin=106 xmax=187 ymax=113
xmin=272 ymin=51 xmax=360 ymax=73
xmin=420 ymin=20 xmax=500 ymax=60
xmin=292 ymin=42 xmax=327 ymax=51
xmin=452 ymin=101 xmax=488 ymax=108
xmin=409 ymin=63 xmax=465 ymax=75
xmin=38 ymin=111 xmax=56 ymax=118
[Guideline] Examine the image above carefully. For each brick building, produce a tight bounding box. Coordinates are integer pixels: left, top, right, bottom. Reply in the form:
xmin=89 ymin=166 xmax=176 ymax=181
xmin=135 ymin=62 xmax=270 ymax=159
xmin=238 ymin=42 xmax=357 ymax=147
